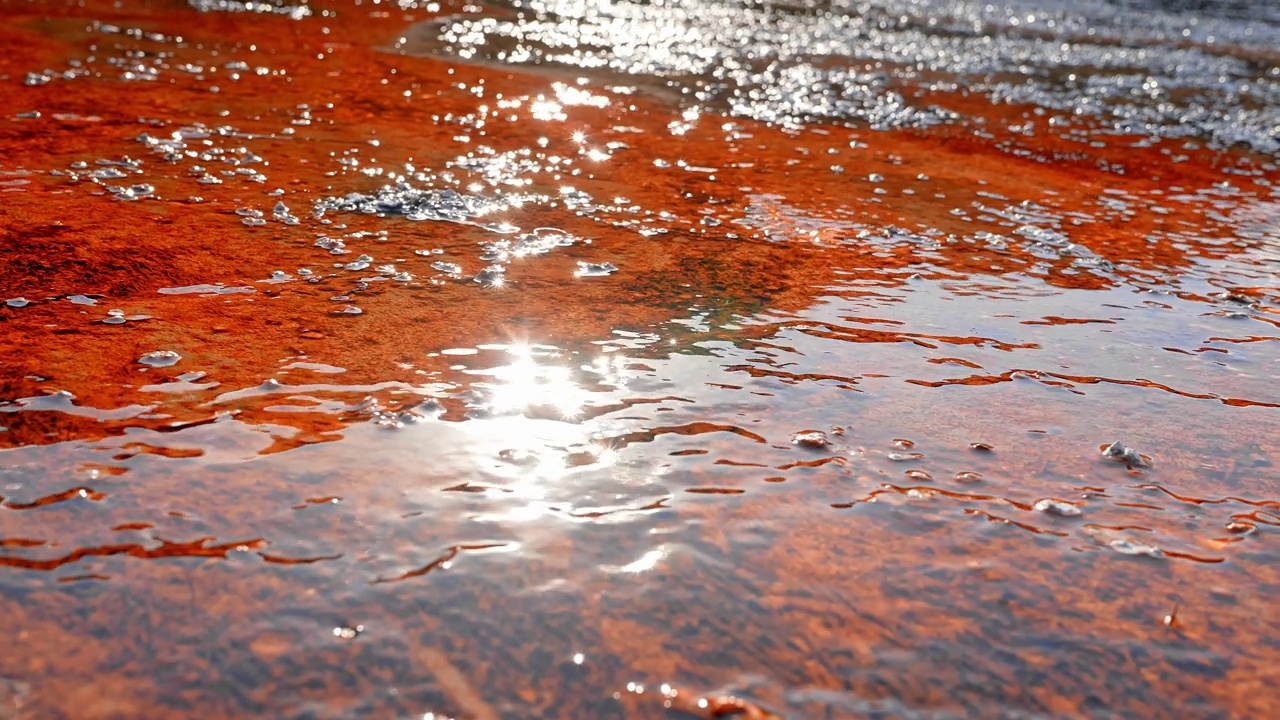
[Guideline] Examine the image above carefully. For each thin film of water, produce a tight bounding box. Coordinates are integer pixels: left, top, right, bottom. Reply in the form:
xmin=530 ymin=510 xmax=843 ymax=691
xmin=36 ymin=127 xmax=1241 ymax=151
xmin=0 ymin=0 xmax=1277 ymax=718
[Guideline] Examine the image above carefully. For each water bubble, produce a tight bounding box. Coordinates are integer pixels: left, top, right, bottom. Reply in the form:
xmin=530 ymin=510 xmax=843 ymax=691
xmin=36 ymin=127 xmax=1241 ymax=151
xmin=111 ymin=183 xmax=155 ymax=201
xmin=67 ymin=295 xmax=97 ymax=305
xmin=1102 ymin=440 xmax=1150 ymax=467
xmin=138 ymin=350 xmax=181 ymax=368
xmin=575 ymin=261 xmax=619 ymax=277
xmin=344 ymin=255 xmax=373 ymax=271
xmin=1108 ymin=538 xmax=1163 ymax=558
xmin=335 ymin=306 xmax=363 ymax=315
xmin=511 ymin=228 xmax=577 ymax=257
xmin=430 ymin=261 xmax=463 ymax=275
xmin=332 ymin=625 xmax=363 ymax=640
xmin=1015 ymin=224 xmax=1070 ymax=248
xmin=375 ymin=399 xmax=444 ymax=429
xmin=474 ymin=265 xmax=506 ymax=288
xmin=412 ymin=398 xmax=445 ymax=416
xmin=319 ymin=184 xmax=511 ymax=230
xmin=954 ymin=471 xmax=983 ymax=483
xmin=1033 ymin=499 xmax=1082 ymax=517
xmin=272 ymin=200 xmax=300 ymax=224
xmin=5 ymin=297 xmax=30 ymax=308
xmin=1215 ymin=290 xmax=1257 ymax=306
xmin=791 ymin=430 xmax=830 ymax=448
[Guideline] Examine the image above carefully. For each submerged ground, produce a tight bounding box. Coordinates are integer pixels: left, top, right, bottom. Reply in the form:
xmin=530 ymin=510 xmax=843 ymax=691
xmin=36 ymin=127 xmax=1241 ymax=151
xmin=1 ymin=0 xmax=1278 ymax=717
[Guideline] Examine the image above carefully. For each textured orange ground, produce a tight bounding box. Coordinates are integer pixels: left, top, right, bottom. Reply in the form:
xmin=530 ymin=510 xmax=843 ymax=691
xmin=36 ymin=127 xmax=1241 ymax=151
xmin=1 ymin=1 xmax=1277 ymax=719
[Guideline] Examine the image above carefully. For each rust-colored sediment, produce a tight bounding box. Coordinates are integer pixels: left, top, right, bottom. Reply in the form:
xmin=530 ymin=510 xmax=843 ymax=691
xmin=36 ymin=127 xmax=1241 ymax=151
xmin=1 ymin=1 xmax=1277 ymax=719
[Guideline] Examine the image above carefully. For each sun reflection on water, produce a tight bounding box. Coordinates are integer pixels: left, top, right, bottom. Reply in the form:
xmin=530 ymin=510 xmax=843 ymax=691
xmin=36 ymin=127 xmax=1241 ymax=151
xmin=477 ymin=343 xmax=588 ymax=420
xmin=448 ymin=343 xmax=643 ymax=524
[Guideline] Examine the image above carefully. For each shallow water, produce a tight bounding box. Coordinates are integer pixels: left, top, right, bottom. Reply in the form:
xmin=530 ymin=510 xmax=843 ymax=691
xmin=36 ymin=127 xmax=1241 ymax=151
xmin=1 ymin=0 xmax=1278 ymax=718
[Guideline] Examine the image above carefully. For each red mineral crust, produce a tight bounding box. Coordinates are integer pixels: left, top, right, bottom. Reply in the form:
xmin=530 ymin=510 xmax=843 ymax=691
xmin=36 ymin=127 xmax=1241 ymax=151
xmin=0 ymin=1 xmax=1277 ymax=719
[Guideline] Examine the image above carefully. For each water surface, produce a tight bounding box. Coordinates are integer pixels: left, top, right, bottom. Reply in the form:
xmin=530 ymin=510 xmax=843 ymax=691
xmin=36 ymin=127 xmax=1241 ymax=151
xmin=1 ymin=0 xmax=1278 ymax=718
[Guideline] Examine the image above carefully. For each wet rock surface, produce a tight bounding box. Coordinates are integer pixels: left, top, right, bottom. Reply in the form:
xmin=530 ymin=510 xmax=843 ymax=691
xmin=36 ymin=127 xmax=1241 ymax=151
xmin=0 ymin=0 xmax=1277 ymax=718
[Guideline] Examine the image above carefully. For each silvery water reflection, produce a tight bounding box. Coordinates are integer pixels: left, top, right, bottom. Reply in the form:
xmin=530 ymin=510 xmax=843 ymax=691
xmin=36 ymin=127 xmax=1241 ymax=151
xmin=1 ymin=0 xmax=1277 ymax=717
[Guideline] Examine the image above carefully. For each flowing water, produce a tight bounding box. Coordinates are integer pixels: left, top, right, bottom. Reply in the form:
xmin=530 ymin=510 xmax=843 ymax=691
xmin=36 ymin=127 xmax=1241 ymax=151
xmin=1 ymin=0 xmax=1278 ymax=718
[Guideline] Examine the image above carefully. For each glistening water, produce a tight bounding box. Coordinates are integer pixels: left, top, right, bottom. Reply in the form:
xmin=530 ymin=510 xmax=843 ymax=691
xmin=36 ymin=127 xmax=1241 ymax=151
xmin=1 ymin=0 xmax=1277 ymax=718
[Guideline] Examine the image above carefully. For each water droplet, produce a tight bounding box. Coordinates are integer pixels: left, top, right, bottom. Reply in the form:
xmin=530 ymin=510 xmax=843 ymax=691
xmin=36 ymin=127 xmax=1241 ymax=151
xmin=6 ymin=297 xmax=30 ymax=308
